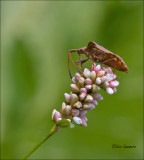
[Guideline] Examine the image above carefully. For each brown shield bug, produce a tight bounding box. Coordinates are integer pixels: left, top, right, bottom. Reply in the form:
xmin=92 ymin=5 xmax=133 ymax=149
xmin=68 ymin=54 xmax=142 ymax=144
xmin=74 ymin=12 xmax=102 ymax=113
xmin=68 ymin=41 xmax=129 ymax=78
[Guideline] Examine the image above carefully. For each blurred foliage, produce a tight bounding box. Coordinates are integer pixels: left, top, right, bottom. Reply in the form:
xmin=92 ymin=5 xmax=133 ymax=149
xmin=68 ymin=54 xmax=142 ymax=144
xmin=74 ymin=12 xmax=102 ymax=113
xmin=1 ymin=1 xmax=143 ymax=159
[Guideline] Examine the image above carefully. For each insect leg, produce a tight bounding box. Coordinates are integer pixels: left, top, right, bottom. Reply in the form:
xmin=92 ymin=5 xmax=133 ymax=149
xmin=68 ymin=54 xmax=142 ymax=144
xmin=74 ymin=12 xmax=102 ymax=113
xmin=78 ymin=54 xmax=82 ymax=68
xmin=76 ymin=58 xmax=89 ymax=70
xmin=68 ymin=49 xmax=82 ymax=79
xmin=89 ymin=55 xmax=95 ymax=70
xmin=76 ymin=58 xmax=89 ymax=64
xmin=112 ymin=68 xmax=120 ymax=78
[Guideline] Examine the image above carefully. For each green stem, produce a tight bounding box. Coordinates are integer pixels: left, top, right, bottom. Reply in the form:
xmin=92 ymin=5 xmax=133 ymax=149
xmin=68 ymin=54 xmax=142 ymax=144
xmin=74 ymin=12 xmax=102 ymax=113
xmin=22 ymin=125 xmax=60 ymax=160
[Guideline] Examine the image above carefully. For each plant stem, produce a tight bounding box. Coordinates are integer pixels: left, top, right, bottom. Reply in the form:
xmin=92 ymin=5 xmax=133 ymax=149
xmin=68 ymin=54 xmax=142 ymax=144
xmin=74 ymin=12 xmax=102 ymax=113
xmin=22 ymin=124 xmax=60 ymax=160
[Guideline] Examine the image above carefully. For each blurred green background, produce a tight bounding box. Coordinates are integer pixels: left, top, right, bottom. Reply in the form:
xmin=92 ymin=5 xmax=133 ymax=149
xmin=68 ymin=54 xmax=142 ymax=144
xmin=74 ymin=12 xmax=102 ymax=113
xmin=1 ymin=1 xmax=143 ymax=159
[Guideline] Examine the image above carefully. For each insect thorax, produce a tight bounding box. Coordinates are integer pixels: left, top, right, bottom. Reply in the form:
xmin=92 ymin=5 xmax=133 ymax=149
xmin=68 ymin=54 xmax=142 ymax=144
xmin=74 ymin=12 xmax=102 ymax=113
xmin=85 ymin=48 xmax=106 ymax=61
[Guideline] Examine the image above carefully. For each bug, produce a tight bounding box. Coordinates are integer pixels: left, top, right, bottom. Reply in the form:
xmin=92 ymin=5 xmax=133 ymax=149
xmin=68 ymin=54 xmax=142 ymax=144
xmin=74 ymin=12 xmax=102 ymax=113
xmin=68 ymin=41 xmax=129 ymax=78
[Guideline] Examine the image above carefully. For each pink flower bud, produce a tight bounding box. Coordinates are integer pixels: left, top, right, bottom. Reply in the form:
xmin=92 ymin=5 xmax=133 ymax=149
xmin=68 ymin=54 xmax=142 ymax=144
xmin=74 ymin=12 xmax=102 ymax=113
xmin=64 ymin=93 xmax=71 ymax=103
xmin=85 ymin=78 xmax=92 ymax=85
xmin=61 ymin=102 xmax=67 ymax=112
xmin=87 ymin=103 xmax=95 ymax=110
xmin=84 ymin=94 xmax=93 ymax=103
xmin=109 ymin=80 xmax=119 ymax=87
xmin=83 ymin=103 xmax=95 ymax=110
xmin=81 ymin=115 xmax=88 ymax=121
xmin=101 ymin=81 xmax=109 ymax=88
xmin=100 ymin=76 xmax=107 ymax=82
xmin=93 ymin=93 xmax=103 ymax=100
xmin=92 ymin=99 xmax=98 ymax=105
xmin=52 ymin=109 xmax=62 ymax=123
xmin=61 ymin=103 xmax=71 ymax=115
xmin=79 ymin=92 xmax=87 ymax=101
xmin=83 ymin=104 xmax=90 ymax=110
xmin=106 ymin=87 xmax=114 ymax=94
xmin=52 ymin=109 xmax=57 ymax=119
xmin=78 ymin=77 xmax=85 ymax=87
xmin=97 ymin=71 xmax=105 ymax=77
xmin=113 ymin=87 xmax=117 ymax=93
xmin=67 ymin=119 xmax=71 ymax=122
xmin=93 ymin=64 xmax=101 ymax=72
xmin=85 ymin=85 xmax=92 ymax=90
xmin=92 ymin=84 xmax=100 ymax=93
xmin=71 ymin=84 xmax=79 ymax=93
xmin=73 ymin=101 xmax=82 ymax=109
xmin=105 ymin=67 xmax=112 ymax=73
xmin=80 ymin=88 xmax=87 ymax=93
xmin=96 ymin=77 xmax=101 ymax=84
xmin=72 ymin=77 xmax=77 ymax=83
xmin=75 ymin=73 xmax=81 ymax=81
xmin=70 ymin=94 xmax=79 ymax=105
xmin=79 ymin=110 xmax=87 ymax=116
xmin=65 ymin=105 xmax=72 ymax=115
xmin=71 ymin=109 xmax=80 ymax=117
xmin=80 ymin=119 xmax=87 ymax=127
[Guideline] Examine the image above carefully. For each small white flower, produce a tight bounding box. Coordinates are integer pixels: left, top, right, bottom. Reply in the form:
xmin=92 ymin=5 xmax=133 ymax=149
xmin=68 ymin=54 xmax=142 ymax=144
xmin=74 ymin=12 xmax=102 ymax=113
xmin=106 ymin=73 xmax=116 ymax=82
xmin=90 ymin=71 xmax=96 ymax=81
xmin=96 ymin=77 xmax=101 ymax=84
xmin=97 ymin=71 xmax=105 ymax=77
xmin=85 ymin=95 xmax=93 ymax=103
xmin=83 ymin=68 xmax=91 ymax=78
xmin=106 ymin=87 xmax=114 ymax=94
xmin=85 ymin=85 xmax=92 ymax=90
xmin=73 ymin=117 xmax=82 ymax=124
xmin=57 ymin=118 xmax=62 ymax=122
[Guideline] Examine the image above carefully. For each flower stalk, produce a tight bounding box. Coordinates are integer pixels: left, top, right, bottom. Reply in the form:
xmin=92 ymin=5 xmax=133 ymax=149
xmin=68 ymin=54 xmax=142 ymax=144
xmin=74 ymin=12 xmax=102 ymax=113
xmin=22 ymin=125 xmax=60 ymax=160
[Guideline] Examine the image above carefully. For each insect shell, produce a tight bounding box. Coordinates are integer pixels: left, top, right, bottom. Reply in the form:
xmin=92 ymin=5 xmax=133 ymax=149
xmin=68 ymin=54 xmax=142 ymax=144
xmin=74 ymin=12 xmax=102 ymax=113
xmin=78 ymin=41 xmax=129 ymax=72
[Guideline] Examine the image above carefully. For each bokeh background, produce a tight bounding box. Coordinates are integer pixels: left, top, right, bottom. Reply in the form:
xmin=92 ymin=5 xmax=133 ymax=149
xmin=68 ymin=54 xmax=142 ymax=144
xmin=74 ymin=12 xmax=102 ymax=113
xmin=1 ymin=1 xmax=143 ymax=159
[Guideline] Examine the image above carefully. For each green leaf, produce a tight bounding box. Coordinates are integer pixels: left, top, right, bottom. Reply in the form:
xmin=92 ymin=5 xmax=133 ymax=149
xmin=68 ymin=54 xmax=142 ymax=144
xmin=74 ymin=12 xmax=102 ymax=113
xmin=56 ymin=119 xmax=70 ymax=128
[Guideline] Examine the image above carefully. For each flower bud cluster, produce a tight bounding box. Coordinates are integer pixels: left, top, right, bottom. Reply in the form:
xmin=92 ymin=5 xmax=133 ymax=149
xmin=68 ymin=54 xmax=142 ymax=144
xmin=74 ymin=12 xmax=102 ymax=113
xmin=52 ymin=64 xmax=119 ymax=127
